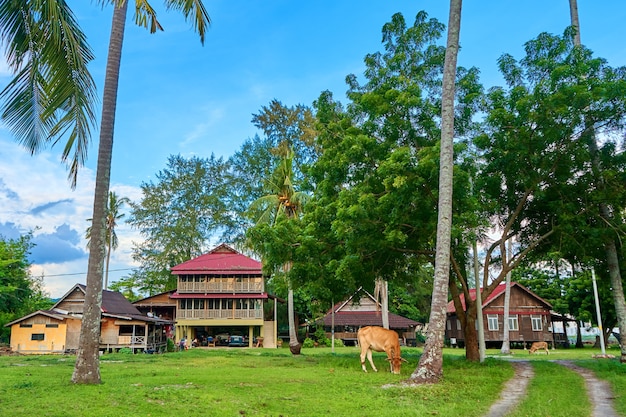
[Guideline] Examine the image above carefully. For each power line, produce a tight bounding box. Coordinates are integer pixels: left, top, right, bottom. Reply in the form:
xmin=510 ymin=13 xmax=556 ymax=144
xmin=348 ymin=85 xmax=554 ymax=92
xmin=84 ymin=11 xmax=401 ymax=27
xmin=33 ymin=268 xmax=138 ymax=278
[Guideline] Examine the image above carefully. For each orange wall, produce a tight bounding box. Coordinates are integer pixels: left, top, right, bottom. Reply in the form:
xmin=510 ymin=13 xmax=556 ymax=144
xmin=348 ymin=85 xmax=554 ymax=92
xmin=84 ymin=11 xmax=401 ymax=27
xmin=10 ymin=323 xmax=68 ymax=354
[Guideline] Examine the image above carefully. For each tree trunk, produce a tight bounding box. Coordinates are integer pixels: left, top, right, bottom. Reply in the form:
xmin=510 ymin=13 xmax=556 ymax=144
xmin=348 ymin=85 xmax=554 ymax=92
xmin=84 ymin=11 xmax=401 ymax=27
xmin=605 ymin=239 xmax=626 ymax=362
xmin=576 ymin=320 xmax=584 ymax=348
xmin=72 ymin=2 xmax=127 ymax=384
xmin=409 ymin=0 xmax=462 ymax=384
xmin=287 ymin=286 xmax=300 ymax=354
xmin=500 ymin=253 xmax=512 ymax=354
xmin=105 ymin=237 xmax=112 ymax=290
xmin=463 ymin=304 xmax=479 ymax=361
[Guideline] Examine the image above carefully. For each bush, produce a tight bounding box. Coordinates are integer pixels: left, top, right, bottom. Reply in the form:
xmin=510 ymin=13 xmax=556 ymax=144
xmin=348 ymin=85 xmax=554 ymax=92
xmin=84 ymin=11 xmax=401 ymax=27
xmin=302 ymin=338 xmax=316 ymax=348
xmin=167 ymin=338 xmax=176 ymax=352
xmin=118 ymin=347 xmax=133 ymax=354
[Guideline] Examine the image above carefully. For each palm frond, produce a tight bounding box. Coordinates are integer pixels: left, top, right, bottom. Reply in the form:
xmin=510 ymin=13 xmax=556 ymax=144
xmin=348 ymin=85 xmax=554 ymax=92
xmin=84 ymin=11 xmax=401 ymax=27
xmin=166 ymin=0 xmax=211 ymax=44
xmin=0 ymin=0 xmax=97 ymax=188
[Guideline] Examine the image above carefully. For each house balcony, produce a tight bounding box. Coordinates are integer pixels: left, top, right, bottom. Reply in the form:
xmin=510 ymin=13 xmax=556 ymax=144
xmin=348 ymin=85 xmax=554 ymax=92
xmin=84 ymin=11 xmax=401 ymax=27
xmin=177 ymin=309 xmax=263 ymax=320
xmin=177 ymin=278 xmax=264 ymax=294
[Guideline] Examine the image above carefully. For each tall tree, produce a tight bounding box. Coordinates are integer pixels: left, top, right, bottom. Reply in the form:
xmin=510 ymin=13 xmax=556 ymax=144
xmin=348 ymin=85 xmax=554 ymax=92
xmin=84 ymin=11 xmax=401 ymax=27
xmin=569 ymin=0 xmax=626 ymax=363
xmin=86 ymin=191 xmax=130 ymax=290
xmin=247 ymin=149 xmax=309 ymax=354
xmin=409 ymin=0 xmax=462 ymax=384
xmin=73 ymin=0 xmax=210 ymax=384
xmin=128 ymin=154 xmax=231 ymax=294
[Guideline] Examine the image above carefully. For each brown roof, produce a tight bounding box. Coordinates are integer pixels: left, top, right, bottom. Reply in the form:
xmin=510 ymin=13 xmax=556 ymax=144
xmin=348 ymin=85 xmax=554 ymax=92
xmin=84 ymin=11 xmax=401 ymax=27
xmin=446 ymin=282 xmax=553 ymax=313
xmin=322 ymin=311 xmax=421 ymax=329
xmin=171 ymin=243 xmax=262 ymax=276
xmin=320 ymin=289 xmax=422 ymax=330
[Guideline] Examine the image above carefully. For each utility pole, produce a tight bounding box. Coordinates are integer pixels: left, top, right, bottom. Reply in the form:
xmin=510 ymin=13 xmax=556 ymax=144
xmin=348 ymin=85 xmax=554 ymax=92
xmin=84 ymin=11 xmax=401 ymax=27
xmin=473 ymin=240 xmax=485 ymax=362
xmin=591 ymin=269 xmax=606 ymax=355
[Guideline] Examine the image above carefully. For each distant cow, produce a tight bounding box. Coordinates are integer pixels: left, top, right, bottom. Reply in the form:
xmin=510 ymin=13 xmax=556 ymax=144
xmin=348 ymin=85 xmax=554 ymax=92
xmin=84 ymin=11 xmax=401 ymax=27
xmin=529 ymin=341 xmax=550 ymax=355
xmin=357 ymin=326 xmax=406 ymax=374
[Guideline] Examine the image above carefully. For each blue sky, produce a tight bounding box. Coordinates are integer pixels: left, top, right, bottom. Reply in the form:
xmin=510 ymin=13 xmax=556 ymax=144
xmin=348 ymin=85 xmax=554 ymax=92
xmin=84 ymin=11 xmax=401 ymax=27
xmin=1 ymin=1 xmax=625 ymax=298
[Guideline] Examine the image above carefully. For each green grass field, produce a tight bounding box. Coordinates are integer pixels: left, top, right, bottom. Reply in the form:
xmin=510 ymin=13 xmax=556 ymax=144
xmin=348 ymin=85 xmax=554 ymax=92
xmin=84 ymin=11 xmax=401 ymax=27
xmin=0 ymin=346 xmax=623 ymax=417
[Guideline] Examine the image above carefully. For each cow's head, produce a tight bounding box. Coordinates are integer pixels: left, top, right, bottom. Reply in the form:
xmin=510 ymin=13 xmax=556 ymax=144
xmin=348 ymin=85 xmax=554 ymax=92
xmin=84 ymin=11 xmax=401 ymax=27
xmin=387 ymin=356 xmax=408 ymax=374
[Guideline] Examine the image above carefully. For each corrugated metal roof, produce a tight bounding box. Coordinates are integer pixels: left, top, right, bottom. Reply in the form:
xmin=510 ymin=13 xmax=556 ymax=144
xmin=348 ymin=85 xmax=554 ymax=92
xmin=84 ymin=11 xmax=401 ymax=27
xmin=446 ymin=281 xmax=553 ymax=313
xmin=171 ymin=244 xmax=262 ymax=275
xmin=321 ymin=311 xmax=420 ymax=328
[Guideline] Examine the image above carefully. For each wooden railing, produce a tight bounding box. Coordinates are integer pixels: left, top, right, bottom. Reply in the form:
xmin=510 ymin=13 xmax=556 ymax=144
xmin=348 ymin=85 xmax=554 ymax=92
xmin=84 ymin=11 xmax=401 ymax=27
xmin=178 ymin=279 xmax=263 ymax=294
xmin=177 ymin=309 xmax=263 ymax=320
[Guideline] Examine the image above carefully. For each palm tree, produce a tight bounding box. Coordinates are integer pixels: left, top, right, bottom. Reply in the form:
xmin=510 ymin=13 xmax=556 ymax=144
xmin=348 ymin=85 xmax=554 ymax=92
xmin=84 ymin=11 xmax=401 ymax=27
xmin=86 ymin=191 xmax=130 ymax=290
xmin=409 ymin=0 xmax=462 ymax=384
xmin=249 ymin=148 xmax=308 ymax=354
xmin=1 ymin=0 xmax=210 ymax=384
xmin=569 ymin=0 xmax=626 ymax=363
xmin=73 ymin=0 xmax=210 ymax=384
xmin=0 ymin=0 xmax=97 ymax=187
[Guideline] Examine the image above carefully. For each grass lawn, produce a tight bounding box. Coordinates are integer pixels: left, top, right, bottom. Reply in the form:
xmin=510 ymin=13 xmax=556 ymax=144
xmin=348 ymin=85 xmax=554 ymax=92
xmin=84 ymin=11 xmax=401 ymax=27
xmin=0 ymin=345 xmax=622 ymax=417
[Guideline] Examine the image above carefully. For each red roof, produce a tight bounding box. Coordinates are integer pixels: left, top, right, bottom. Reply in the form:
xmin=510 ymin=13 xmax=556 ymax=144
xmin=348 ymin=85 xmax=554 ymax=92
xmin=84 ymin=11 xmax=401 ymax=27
xmin=171 ymin=244 xmax=262 ymax=276
xmin=446 ymin=282 xmax=552 ymax=313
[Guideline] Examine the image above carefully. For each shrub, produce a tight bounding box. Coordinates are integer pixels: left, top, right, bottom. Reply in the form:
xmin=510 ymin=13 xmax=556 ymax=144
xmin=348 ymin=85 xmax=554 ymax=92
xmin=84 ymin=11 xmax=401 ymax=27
xmin=167 ymin=338 xmax=176 ymax=352
xmin=302 ymin=338 xmax=316 ymax=348
xmin=118 ymin=347 xmax=133 ymax=354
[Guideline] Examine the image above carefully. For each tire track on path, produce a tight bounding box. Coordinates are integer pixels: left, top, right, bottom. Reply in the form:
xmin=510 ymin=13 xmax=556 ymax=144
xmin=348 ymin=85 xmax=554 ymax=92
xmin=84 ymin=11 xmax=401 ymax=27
xmin=486 ymin=361 xmax=534 ymax=417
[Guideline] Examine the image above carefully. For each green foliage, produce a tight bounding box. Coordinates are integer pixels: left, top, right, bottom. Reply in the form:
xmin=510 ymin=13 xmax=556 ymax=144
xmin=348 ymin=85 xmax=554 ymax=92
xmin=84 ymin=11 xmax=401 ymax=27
xmin=0 ymin=0 xmax=97 ymax=186
xmin=0 ymin=233 xmax=52 ymax=342
xmin=128 ymin=154 xmax=232 ymax=294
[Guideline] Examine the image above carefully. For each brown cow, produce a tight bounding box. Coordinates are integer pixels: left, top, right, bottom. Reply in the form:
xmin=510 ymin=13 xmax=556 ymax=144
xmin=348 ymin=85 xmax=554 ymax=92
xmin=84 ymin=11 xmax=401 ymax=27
xmin=357 ymin=326 xmax=406 ymax=374
xmin=528 ymin=341 xmax=550 ymax=355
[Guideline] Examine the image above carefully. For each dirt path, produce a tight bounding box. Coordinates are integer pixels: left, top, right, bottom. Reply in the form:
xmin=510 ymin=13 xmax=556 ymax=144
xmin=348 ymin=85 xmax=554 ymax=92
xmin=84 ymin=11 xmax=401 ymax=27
xmin=486 ymin=359 xmax=619 ymax=417
xmin=557 ymin=360 xmax=619 ymax=417
xmin=486 ymin=361 xmax=534 ymax=417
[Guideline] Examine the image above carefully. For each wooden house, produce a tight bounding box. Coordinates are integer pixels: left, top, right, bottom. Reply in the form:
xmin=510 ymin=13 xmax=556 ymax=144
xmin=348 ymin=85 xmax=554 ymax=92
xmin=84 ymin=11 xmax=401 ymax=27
xmin=5 ymin=284 xmax=171 ymax=354
xmin=446 ymin=282 xmax=562 ymax=349
xmin=169 ymin=244 xmax=277 ymax=348
xmin=319 ymin=289 xmax=423 ymax=346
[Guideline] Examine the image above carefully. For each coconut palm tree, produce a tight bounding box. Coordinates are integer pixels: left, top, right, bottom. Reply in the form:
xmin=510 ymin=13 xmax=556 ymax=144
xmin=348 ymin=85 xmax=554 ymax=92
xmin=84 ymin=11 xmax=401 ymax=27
xmin=1 ymin=0 xmax=210 ymax=383
xmin=73 ymin=0 xmax=210 ymax=384
xmin=409 ymin=0 xmax=462 ymax=384
xmin=86 ymin=191 xmax=130 ymax=290
xmin=249 ymin=148 xmax=308 ymax=354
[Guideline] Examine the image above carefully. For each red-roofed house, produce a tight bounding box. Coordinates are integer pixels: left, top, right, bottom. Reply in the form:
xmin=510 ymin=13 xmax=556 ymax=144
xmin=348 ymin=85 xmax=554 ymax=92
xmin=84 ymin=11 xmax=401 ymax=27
xmin=170 ymin=244 xmax=276 ymax=347
xmin=445 ymin=282 xmax=556 ymax=348
xmin=319 ymin=289 xmax=423 ymax=346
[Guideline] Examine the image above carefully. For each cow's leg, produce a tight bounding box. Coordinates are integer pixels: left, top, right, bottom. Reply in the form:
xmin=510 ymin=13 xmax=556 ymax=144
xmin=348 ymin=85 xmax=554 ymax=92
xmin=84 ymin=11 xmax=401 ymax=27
xmin=366 ymin=349 xmax=378 ymax=372
xmin=360 ymin=347 xmax=369 ymax=372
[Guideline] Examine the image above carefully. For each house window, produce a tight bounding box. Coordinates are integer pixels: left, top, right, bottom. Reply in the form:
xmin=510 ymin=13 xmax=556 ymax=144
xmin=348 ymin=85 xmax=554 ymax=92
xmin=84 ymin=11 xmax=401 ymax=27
xmin=20 ymin=323 xmax=33 ymax=328
xmin=446 ymin=320 xmax=451 ymax=331
xmin=487 ymin=314 xmax=499 ymax=331
xmin=508 ymin=315 xmax=519 ymax=331
xmin=31 ymin=333 xmax=45 ymax=341
xmin=531 ymin=315 xmax=543 ymax=331
xmin=46 ymin=323 xmax=59 ymax=328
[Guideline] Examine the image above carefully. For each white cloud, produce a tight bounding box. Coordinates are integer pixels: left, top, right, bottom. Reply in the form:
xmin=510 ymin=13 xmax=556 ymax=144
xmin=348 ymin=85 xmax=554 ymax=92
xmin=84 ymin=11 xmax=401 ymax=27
xmin=0 ymin=136 xmax=142 ymax=298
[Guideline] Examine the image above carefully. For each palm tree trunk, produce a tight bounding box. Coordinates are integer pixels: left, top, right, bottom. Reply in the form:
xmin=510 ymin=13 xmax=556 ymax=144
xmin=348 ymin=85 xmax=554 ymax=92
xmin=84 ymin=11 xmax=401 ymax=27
xmin=569 ymin=0 xmax=626 ymax=363
xmin=409 ymin=0 xmax=462 ymax=384
xmin=72 ymin=1 xmax=127 ymax=384
xmin=105 ymin=238 xmax=112 ymax=290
